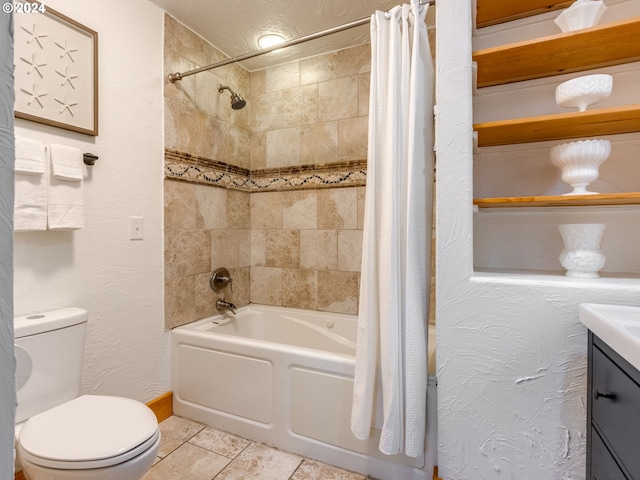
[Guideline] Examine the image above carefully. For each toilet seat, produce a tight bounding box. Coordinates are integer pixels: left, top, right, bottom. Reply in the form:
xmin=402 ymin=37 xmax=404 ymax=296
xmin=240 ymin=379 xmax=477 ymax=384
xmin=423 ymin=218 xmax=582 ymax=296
xmin=18 ymin=395 xmax=159 ymax=470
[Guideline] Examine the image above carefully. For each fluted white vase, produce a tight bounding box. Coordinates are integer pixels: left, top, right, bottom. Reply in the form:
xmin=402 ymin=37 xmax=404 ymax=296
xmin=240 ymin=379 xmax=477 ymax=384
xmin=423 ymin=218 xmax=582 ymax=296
xmin=559 ymin=223 xmax=606 ymax=278
xmin=550 ymin=139 xmax=611 ymax=195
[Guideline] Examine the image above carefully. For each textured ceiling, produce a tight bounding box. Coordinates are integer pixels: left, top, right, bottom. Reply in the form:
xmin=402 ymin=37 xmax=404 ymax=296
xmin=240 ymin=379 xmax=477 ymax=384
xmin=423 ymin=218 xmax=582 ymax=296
xmin=149 ymin=0 xmax=435 ymax=71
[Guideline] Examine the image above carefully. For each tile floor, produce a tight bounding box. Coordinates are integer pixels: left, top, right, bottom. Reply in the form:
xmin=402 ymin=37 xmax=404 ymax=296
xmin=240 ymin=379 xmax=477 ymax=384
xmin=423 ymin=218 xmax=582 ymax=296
xmin=145 ymin=415 xmax=371 ymax=480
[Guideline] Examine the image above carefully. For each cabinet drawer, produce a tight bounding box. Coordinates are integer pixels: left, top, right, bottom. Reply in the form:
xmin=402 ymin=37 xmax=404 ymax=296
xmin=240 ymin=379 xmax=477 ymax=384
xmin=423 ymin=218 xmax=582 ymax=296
xmin=592 ymin=345 xmax=640 ymax=476
xmin=590 ymin=426 xmax=627 ymax=480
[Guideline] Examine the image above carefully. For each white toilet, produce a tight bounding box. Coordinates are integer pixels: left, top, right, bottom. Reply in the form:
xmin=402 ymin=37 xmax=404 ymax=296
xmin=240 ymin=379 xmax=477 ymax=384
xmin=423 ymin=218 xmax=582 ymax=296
xmin=14 ymin=308 xmax=160 ymax=480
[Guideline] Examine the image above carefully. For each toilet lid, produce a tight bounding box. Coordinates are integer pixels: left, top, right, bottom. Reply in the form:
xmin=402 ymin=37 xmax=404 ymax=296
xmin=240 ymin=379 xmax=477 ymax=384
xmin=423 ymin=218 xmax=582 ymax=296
xmin=18 ymin=395 xmax=159 ymax=469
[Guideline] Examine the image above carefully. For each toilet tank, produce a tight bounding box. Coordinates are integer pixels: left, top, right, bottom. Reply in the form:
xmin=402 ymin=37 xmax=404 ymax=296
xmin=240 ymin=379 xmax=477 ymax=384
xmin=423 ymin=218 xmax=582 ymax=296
xmin=14 ymin=308 xmax=88 ymax=423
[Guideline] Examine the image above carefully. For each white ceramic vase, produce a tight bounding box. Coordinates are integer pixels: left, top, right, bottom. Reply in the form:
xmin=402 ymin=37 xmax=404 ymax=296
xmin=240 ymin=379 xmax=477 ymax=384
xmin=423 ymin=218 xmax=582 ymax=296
xmin=554 ymin=0 xmax=607 ymax=32
xmin=550 ymin=139 xmax=611 ymax=195
xmin=559 ymin=223 xmax=606 ymax=278
xmin=555 ymin=74 xmax=613 ymax=112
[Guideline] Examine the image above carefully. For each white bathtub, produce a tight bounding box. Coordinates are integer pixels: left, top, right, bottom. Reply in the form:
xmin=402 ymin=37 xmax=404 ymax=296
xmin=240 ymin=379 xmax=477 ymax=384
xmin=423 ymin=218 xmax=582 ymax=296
xmin=171 ymin=304 xmax=437 ymax=480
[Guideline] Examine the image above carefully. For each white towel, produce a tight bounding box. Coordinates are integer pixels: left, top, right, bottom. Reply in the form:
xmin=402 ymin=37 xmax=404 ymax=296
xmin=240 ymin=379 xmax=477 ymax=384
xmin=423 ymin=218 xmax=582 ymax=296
xmin=50 ymin=144 xmax=83 ymax=181
xmin=48 ymin=146 xmax=84 ymax=230
xmin=14 ymin=172 xmax=48 ymax=231
xmin=15 ymin=136 xmax=46 ymax=175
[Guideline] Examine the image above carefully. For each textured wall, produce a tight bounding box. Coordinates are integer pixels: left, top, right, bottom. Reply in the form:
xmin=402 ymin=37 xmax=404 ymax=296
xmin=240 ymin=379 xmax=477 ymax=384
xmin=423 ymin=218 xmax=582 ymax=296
xmin=436 ymin=0 xmax=640 ymax=478
xmin=13 ymin=0 xmax=169 ymax=403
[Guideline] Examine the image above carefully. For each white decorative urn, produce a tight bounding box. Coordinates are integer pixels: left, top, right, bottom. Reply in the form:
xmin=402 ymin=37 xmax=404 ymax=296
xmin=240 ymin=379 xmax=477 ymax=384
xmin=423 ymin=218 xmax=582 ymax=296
xmin=550 ymin=139 xmax=611 ymax=195
xmin=559 ymin=223 xmax=606 ymax=278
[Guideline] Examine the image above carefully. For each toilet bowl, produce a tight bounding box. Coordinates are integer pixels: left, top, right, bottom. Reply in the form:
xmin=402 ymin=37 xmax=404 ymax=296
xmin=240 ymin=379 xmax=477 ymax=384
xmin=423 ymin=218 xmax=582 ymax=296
xmin=17 ymin=395 xmax=160 ymax=480
xmin=14 ymin=308 xmax=160 ymax=480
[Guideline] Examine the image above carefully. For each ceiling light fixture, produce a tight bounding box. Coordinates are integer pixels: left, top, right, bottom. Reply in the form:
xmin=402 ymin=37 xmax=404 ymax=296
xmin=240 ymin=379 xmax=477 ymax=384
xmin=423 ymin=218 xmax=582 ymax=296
xmin=258 ymin=34 xmax=286 ymax=49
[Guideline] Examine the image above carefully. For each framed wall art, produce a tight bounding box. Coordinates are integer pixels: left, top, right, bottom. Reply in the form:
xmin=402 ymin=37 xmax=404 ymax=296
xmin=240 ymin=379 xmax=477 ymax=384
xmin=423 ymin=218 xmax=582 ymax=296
xmin=14 ymin=4 xmax=98 ymax=136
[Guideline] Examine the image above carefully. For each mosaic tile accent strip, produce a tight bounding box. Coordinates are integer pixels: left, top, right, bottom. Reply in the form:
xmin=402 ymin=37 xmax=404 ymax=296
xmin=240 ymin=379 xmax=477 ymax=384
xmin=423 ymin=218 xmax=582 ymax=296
xmin=251 ymin=161 xmax=367 ymax=191
xmin=165 ymin=150 xmax=251 ymax=191
xmin=165 ymin=149 xmax=367 ymax=192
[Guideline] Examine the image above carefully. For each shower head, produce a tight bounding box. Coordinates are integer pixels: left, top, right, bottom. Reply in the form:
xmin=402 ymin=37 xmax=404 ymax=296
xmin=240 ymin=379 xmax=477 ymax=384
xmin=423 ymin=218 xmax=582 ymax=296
xmin=218 ymin=85 xmax=246 ymax=110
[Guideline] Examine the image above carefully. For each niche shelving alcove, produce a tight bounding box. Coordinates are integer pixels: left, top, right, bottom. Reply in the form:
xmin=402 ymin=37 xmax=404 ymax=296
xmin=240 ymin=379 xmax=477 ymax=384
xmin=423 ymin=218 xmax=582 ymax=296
xmin=474 ymin=15 xmax=640 ymax=208
xmin=472 ymin=0 xmax=640 ymax=277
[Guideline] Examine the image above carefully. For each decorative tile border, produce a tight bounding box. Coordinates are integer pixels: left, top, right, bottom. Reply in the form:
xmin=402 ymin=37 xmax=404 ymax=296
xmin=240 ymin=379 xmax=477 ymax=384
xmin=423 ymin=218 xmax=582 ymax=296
xmin=165 ymin=149 xmax=367 ymax=192
xmin=164 ymin=150 xmax=251 ymax=191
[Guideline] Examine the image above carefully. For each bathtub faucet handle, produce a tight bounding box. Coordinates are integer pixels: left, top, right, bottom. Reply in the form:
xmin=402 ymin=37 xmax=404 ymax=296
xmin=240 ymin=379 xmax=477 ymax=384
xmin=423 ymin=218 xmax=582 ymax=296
xmin=210 ymin=267 xmax=233 ymax=293
xmin=216 ymin=299 xmax=237 ymax=315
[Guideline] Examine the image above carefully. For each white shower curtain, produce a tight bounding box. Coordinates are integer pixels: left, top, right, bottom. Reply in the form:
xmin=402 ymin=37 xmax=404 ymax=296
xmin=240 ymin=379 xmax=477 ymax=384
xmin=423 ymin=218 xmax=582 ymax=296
xmin=351 ymin=0 xmax=433 ymax=458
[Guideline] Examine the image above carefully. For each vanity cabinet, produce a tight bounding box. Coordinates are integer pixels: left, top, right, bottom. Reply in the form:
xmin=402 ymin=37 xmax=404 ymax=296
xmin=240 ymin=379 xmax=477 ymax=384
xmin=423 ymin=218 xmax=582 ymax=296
xmin=473 ymin=10 xmax=640 ymax=208
xmin=588 ymin=331 xmax=640 ymax=478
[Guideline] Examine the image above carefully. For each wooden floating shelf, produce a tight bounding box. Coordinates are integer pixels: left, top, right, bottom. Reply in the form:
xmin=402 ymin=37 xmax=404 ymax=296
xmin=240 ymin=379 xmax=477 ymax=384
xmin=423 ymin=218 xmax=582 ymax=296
xmin=474 ymin=192 xmax=640 ymax=208
xmin=474 ymin=104 xmax=640 ymax=147
xmin=476 ymin=0 xmax=572 ymax=28
xmin=473 ymin=17 xmax=640 ymax=87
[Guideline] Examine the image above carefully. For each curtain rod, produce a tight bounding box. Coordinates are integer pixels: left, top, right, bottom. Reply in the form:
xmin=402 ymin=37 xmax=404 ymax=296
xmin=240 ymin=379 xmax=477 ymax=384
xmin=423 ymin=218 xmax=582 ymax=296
xmin=168 ymin=0 xmax=435 ymax=82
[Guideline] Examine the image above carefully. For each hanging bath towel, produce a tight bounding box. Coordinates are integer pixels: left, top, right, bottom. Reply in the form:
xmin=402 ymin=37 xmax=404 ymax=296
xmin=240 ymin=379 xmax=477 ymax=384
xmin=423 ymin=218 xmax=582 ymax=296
xmin=14 ymin=137 xmax=47 ymax=231
xmin=48 ymin=144 xmax=85 ymax=230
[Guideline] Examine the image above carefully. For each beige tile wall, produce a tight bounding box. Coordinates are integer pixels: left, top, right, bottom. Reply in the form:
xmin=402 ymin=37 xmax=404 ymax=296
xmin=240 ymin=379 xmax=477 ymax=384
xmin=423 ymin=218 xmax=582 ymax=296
xmin=164 ymin=183 xmax=364 ymax=327
xmin=250 ymin=188 xmax=364 ymax=314
xmin=164 ymin=15 xmax=251 ymax=170
xmin=163 ymin=14 xmax=369 ymax=328
xmin=162 ymin=15 xmax=438 ymax=329
xmin=249 ymin=46 xmax=370 ymax=170
xmin=244 ymin=45 xmax=371 ymax=316
xmin=164 ymin=179 xmax=251 ymax=329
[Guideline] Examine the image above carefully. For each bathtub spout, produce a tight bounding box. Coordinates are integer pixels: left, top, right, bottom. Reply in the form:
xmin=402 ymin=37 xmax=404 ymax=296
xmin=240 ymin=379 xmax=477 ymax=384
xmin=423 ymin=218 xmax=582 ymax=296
xmin=216 ymin=299 xmax=237 ymax=314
